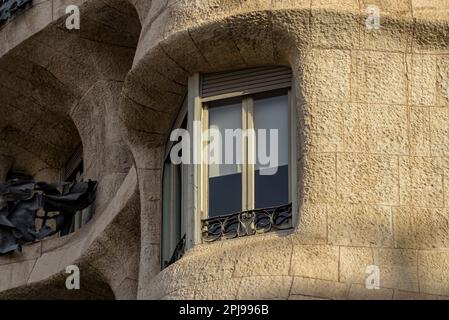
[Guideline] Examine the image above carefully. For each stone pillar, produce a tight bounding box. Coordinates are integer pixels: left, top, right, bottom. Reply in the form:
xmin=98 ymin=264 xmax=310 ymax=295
xmin=0 ymin=155 xmax=13 ymax=182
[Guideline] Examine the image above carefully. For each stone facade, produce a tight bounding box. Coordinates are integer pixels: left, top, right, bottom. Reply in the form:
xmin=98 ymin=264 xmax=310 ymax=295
xmin=1 ymin=0 xmax=449 ymax=300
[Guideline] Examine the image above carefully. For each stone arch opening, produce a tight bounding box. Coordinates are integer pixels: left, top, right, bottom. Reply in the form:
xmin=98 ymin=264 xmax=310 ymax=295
xmin=0 ymin=0 xmax=143 ymax=299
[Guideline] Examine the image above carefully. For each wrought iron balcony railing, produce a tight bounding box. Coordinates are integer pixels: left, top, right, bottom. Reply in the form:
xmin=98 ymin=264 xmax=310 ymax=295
xmin=201 ymin=203 xmax=293 ymax=242
xmin=0 ymin=179 xmax=97 ymax=254
xmin=163 ymin=204 xmax=292 ymax=267
xmin=0 ymin=0 xmax=32 ymax=25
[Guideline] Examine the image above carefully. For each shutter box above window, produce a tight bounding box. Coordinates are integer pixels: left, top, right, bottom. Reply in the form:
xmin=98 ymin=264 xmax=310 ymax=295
xmin=200 ymin=66 xmax=292 ymax=99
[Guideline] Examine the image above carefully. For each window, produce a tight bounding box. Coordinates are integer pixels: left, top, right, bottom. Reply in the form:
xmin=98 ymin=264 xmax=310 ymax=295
xmin=202 ymin=90 xmax=292 ymax=216
xmin=161 ymin=66 xmax=297 ymax=265
xmin=60 ymin=145 xmax=92 ymax=236
xmin=253 ymin=92 xmax=290 ymax=209
xmin=194 ymin=66 xmax=296 ymax=244
xmin=161 ymin=101 xmax=187 ymax=268
xmin=207 ymin=97 xmax=243 ymax=217
xmin=200 ymin=89 xmax=294 ymax=242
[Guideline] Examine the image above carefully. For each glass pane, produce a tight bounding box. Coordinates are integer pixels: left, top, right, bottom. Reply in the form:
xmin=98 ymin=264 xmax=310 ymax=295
xmin=254 ymin=92 xmax=289 ymax=209
xmin=208 ymin=100 xmax=242 ymax=217
xmin=161 ymin=162 xmax=182 ymax=266
xmin=172 ymin=164 xmax=182 ymax=242
xmin=161 ymin=113 xmax=186 ymax=268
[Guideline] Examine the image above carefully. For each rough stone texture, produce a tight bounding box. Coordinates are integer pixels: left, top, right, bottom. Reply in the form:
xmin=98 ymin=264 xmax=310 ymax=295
xmin=393 ymin=290 xmax=440 ymax=300
xmin=347 ymin=284 xmax=394 ymax=300
xmin=352 ymin=50 xmax=407 ymax=105
xmin=291 ymin=277 xmax=350 ymax=300
xmin=0 ymin=155 xmax=13 ymax=181
xmin=339 ymin=246 xmax=373 ymax=284
xmin=393 ymin=206 xmax=449 ymax=249
xmin=431 ymin=107 xmax=449 ymax=156
xmin=310 ymin=103 xmax=409 ymax=154
xmin=237 ymin=276 xmax=293 ymax=300
xmin=290 ymin=245 xmax=339 ymax=281
xmin=399 ymin=157 xmax=444 ymax=208
xmin=233 ymin=237 xmax=293 ymax=277
xmin=410 ymin=54 xmax=437 ymax=106
xmin=418 ymin=250 xmax=449 ymax=296
xmin=336 ymin=154 xmax=399 ymax=205
xmin=410 ymin=107 xmax=431 ymax=156
xmin=305 ymin=49 xmax=351 ymax=101
xmin=373 ymin=248 xmax=418 ymax=292
xmin=328 ymin=204 xmax=393 ymax=247
xmin=194 ymin=278 xmax=241 ymax=300
xmin=295 ymin=203 xmax=327 ymax=244
xmin=1 ymin=0 xmax=449 ymax=300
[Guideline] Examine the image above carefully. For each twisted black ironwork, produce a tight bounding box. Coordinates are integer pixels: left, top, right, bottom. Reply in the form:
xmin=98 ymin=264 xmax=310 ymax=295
xmin=201 ymin=203 xmax=292 ymax=242
xmin=0 ymin=179 xmax=97 ymax=255
xmin=0 ymin=0 xmax=32 ymax=25
xmin=164 ymin=234 xmax=186 ymax=268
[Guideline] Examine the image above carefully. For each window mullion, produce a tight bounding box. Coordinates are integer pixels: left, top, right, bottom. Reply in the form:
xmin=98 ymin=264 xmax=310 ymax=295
xmin=201 ymin=105 xmax=209 ymax=220
xmin=246 ymin=97 xmax=256 ymax=210
xmin=242 ymin=96 xmax=255 ymax=237
xmin=241 ymin=99 xmax=248 ymax=211
xmin=189 ymin=72 xmax=201 ymax=247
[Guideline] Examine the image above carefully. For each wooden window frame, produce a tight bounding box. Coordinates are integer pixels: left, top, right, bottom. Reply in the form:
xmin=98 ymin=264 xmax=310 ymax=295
xmin=186 ymin=73 xmax=298 ymax=246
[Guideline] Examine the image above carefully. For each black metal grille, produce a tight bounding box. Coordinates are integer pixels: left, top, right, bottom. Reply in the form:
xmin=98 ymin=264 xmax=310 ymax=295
xmin=201 ymin=203 xmax=292 ymax=242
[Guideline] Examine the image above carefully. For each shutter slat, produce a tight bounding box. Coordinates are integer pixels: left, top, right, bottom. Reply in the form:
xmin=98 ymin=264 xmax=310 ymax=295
xmin=201 ymin=66 xmax=292 ymax=98
xmin=202 ymin=74 xmax=293 ymax=95
xmin=203 ymin=81 xmax=292 ymax=98
xmin=203 ymin=68 xmax=291 ymax=86
xmin=202 ymin=66 xmax=276 ymax=82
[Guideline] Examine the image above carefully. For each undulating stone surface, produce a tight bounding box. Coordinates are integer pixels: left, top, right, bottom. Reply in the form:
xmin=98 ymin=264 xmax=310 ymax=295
xmin=1 ymin=0 xmax=449 ymax=300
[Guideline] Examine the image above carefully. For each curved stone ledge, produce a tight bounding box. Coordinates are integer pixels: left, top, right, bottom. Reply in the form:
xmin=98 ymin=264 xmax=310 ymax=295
xmin=133 ymin=0 xmax=449 ymax=65
xmin=148 ymin=231 xmax=449 ymax=300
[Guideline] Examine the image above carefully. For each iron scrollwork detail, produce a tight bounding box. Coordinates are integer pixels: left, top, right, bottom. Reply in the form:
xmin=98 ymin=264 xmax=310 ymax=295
xmin=0 ymin=0 xmax=32 ymax=25
xmin=0 ymin=179 xmax=97 ymax=255
xmin=201 ymin=203 xmax=292 ymax=242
